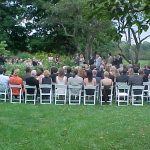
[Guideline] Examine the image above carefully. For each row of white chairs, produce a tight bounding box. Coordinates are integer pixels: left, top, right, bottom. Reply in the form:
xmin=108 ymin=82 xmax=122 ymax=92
xmin=0 ymin=82 xmax=149 ymax=106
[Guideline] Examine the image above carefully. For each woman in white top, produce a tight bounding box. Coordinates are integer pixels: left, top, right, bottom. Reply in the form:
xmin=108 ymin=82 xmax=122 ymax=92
xmin=56 ymin=68 xmax=67 ymax=85
xmin=84 ymin=70 xmax=96 ymax=86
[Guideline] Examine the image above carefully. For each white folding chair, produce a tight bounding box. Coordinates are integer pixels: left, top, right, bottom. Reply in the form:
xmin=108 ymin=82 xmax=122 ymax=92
xmin=55 ymin=84 xmax=67 ymax=105
xmin=39 ymin=84 xmax=52 ymax=104
xmin=68 ymin=85 xmax=82 ymax=105
xmin=24 ymin=85 xmax=37 ymax=105
xmin=115 ymin=82 xmax=127 ymax=101
xmin=131 ymin=86 xmax=144 ymax=106
xmin=100 ymin=85 xmax=113 ymax=105
xmin=9 ymin=84 xmax=23 ymax=103
xmin=117 ymin=84 xmax=130 ymax=106
xmin=84 ymin=85 xmax=96 ymax=105
xmin=143 ymin=82 xmax=150 ymax=102
xmin=0 ymin=83 xmax=9 ymax=102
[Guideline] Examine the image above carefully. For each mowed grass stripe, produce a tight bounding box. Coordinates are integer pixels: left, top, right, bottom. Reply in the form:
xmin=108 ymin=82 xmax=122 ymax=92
xmin=0 ymin=104 xmax=150 ymax=150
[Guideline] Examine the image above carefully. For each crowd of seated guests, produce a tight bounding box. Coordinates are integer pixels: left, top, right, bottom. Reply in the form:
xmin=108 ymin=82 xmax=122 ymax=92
xmin=0 ymin=62 xmax=150 ymax=102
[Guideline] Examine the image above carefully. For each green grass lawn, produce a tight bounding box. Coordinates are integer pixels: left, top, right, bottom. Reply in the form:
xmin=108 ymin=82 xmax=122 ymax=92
xmin=1 ymin=104 xmax=150 ymax=150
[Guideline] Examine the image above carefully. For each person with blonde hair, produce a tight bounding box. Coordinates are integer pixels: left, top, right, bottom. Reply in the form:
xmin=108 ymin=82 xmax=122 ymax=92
xmin=42 ymin=70 xmax=51 ymax=84
xmin=9 ymin=68 xmax=23 ymax=96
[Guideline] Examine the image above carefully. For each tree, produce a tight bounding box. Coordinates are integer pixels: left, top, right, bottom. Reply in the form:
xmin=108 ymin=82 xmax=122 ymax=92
xmin=88 ymin=0 xmax=150 ymax=64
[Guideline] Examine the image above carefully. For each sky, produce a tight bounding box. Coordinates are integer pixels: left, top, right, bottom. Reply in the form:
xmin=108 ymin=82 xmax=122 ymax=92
xmin=121 ymin=27 xmax=150 ymax=44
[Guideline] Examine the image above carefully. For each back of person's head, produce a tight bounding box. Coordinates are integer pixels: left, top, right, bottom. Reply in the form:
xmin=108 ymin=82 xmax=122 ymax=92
xmin=37 ymin=67 xmax=44 ymax=76
xmin=104 ymin=71 xmax=109 ymax=78
xmin=72 ymin=69 xmax=78 ymax=78
xmin=122 ymin=68 xmax=128 ymax=75
xmin=108 ymin=52 xmax=111 ymax=56
xmin=51 ymin=66 xmax=58 ymax=74
xmin=44 ymin=70 xmax=50 ymax=77
xmin=0 ymin=67 xmax=3 ymax=74
xmin=92 ymin=69 xmax=97 ymax=77
xmin=67 ymin=67 xmax=72 ymax=74
xmin=13 ymin=69 xmax=20 ymax=76
xmin=86 ymin=69 xmax=93 ymax=82
xmin=90 ymin=65 xmax=96 ymax=70
xmin=138 ymin=69 xmax=144 ymax=75
xmin=58 ymin=68 xmax=64 ymax=77
xmin=26 ymin=67 xmax=31 ymax=73
xmin=133 ymin=67 xmax=139 ymax=74
xmin=31 ymin=70 xmax=37 ymax=77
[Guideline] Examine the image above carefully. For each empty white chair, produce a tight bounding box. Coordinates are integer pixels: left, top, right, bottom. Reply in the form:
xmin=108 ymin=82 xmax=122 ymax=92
xmin=24 ymin=85 xmax=37 ymax=105
xmin=0 ymin=83 xmax=8 ymax=102
xmin=39 ymin=84 xmax=52 ymax=104
xmin=117 ymin=84 xmax=130 ymax=106
xmin=115 ymin=82 xmax=127 ymax=101
xmin=9 ymin=84 xmax=23 ymax=103
xmin=131 ymin=86 xmax=144 ymax=106
xmin=55 ymin=84 xmax=67 ymax=105
xmin=68 ymin=85 xmax=82 ymax=105
xmin=100 ymin=85 xmax=113 ymax=105
xmin=84 ymin=85 xmax=96 ymax=105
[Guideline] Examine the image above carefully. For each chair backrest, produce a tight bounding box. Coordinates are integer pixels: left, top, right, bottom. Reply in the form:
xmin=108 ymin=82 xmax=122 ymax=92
xmin=84 ymin=85 xmax=96 ymax=90
xmin=84 ymin=85 xmax=96 ymax=95
xmin=68 ymin=85 xmax=82 ymax=89
xmin=24 ymin=85 xmax=36 ymax=94
xmin=9 ymin=84 xmax=22 ymax=88
xmin=39 ymin=84 xmax=52 ymax=93
xmin=55 ymin=84 xmax=67 ymax=89
xmin=9 ymin=84 xmax=22 ymax=95
xmin=132 ymin=86 xmax=144 ymax=90
xmin=39 ymin=84 xmax=52 ymax=89
xmin=68 ymin=85 xmax=82 ymax=95
xmin=116 ymin=82 xmax=127 ymax=86
xmin=55 ymin=84 xmax=67 ymax=95
xmin=132 ymin=85 xmax=144 ymax=95
xmin=117 ymin=84 xmax=130 ymax=90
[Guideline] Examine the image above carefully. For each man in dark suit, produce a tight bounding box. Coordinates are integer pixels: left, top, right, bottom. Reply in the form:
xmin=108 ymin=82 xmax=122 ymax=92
xmin=128 ymin=67 xmax=143 ymax=96
xmin=116 ymin=68 xmax=129 ymax=83
xmin=128 ymin=67 xmax=143 ymax=86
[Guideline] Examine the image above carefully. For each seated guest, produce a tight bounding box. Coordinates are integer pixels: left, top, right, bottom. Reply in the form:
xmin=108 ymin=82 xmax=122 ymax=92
xmin=0 ymin=67 xmax=9 ymax=90
xmin=144 ymin=65 xmax=150 ymax=79
xmin=23 ymin=67 xmax=31 ymax=81
xmin=139 ymin=69 xmax=148 ymax=82
xmin=84 ymin=70 xmax=96 ymax=95
xmin=101 ymin=71 xmax=113 ymax=102
xmin=36 ymin=67 xmax=44 ymax=84
xmin=84 ymin=70 xmax=96 ymax=86
xmin=50 ymin=67 xmax=58 ymax=84
xmin=42 ymin=70 xmax=51 ymax=84
xmin=68 ymin=69 xmax=83 ymax=86
xmin=128 ymin=67 xmax=143 ymax=86
xmin=9 ymin=69 xmax=23 ymax=96
xmin=128 ymin=67 xmax=134 ymax=77
xmin=116 ymin=68 xmax=129 ymax=83
xmin=92 ymin=69 xmax=101 ymax=85
xmin=56 ymin=68 xmax=67 ymax=85
xmin=26 ymin=70 xmax=39 ymax=94
xmin=41 ymin=70 xmax=52 ymax=94
xmin=65 ymin=67 xmax=72 ymax=79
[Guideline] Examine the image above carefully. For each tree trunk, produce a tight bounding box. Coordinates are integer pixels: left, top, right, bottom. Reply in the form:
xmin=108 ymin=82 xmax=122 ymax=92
xmin=84 ymin=35 xmax=93 ymax=63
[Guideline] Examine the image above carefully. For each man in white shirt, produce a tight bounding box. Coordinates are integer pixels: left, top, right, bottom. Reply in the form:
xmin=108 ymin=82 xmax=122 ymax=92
xmin=0 ymin=67 xmax=9 ymax=90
